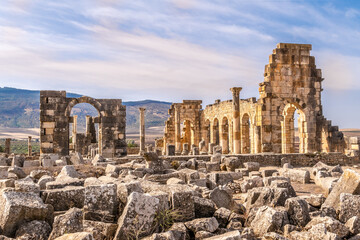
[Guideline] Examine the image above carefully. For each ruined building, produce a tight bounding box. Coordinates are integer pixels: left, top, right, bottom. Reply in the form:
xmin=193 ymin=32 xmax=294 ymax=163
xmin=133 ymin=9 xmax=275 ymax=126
xmin=161 ymin=43 xmax=348 ymax=155
xmin=40 ymin=91 xmax=127 ymax=158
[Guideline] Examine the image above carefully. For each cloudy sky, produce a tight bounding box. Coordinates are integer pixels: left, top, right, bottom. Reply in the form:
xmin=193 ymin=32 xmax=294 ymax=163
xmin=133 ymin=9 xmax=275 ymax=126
xmin=0 ymin=0 xmax=359 ymax=128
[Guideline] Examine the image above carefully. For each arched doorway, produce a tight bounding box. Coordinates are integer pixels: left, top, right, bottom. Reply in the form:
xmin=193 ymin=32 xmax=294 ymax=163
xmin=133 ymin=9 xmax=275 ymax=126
xmin=70 ymin=103 xmax=100 ymax=156
xmin=241 ymin=113 xmax=251 ymax=153
xmin=212 ymin=118 xmax=220 ymax=145
xmin=221 ymin=117 xmax=229 ymax=154
xmin=281 ymin=103 xmax=306 ymax=153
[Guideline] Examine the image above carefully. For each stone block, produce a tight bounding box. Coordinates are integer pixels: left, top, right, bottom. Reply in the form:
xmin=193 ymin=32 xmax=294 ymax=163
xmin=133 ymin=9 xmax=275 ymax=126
xmin=322 ymin=169 xmax=360 ymax=211
xmin=42 ymin=186 xmax=85 ymax=211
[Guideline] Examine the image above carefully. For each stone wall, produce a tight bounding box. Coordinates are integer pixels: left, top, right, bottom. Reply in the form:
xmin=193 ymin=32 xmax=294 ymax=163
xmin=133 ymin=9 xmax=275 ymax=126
xmin=161 ymin=43 xmax=349 ymax=155
xmin=40 ymin=91 xmax=127 ymax=158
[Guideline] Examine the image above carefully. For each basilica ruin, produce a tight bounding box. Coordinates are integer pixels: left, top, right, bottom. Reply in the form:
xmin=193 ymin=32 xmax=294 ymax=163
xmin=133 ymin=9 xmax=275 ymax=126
xmin=160 ymin=43 xmax=351 ymax=156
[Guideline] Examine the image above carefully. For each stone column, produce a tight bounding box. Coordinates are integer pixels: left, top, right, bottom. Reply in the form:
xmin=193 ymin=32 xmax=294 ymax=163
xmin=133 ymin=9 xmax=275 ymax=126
xmin=28 ymin=136 xmax=32 ymax=157
xmin=86 ymin=115 xmax=91 ymax=136
xmin=72 ymin=115 xmax=78 ymax=144
xmin=139 ymin=107 xmax=146 ymax=153
xmin=5 ymin=138 xmax=11 ymax=154
xmin=174 ymin=104 xmax=181 ymax=153
xmin=230 ymin=87 xmax=242 ymax=154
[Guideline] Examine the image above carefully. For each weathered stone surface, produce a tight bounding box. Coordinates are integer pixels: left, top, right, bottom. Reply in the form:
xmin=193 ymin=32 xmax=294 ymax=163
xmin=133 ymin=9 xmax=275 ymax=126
xmin=84 ymin=184 xmax=117 ymax=222
xmin=250 ymin=206 xmax=288 ymax=236
xmin=185 ymin=217 xmax=219 ymax=233
xmin=57 ymin=165 xmax=80 ymax=179
xmin=170 ymin=189 xmax=195 ymax=221
xmin=245 ymin=187 xmax=290 ymax=210
xmin=53 ymin=232 xmax=94 ymax=240
xmin=117 ymin=181 xmax=144 ymax=207
xmin=38 ymin=175 xmax=55 ymax=190
xmin=209 ymin=187 xmax=232 ymax=209
xmin=262 ymin=169 xmax=279 ymax=178
xmin=203 ymin=230 xmax=242 ymax=239
xmin=167 ymin=177 xmax=185 ymax=185
xmin=144 ymin=152 xmax=164 ymax=174
xmin=0 ymin=179 xmax=14 ymax=189
xmin=8 ymin=166 xmax=26 ymax=179
xmin=49 ymin=208 xmax=83 ymax=240
xmin=42 ymin=186 xmax=85 ymax=211
xmin=206 ymin=162 xmax=220 ymax=172
xmin=241 ymin=177 xmax=264 ymax=193
xmin=339 ymin=193 xmax=360 ymax=223
xmin=15 ymin=179 xmax=40 ymax=194
xmin=69 ymin=152 xmax=84 ymax=165
xmin=270 ymin=180 xmax=296 ymax=198
xmin=83 ymin=220 xmax=117 ymax=240
xmin=114 ymin=192 xmax=160 ymax=239
xmin=285 ymin=197 xmax=310 ymax=227
xmin=168 ymin=222 xmax=190 ymax=240
xmin=323 ymin=169 xmax=360 ymax=211
xmin=300 ymin=194 xmax=326 ymax=208
xmin=92 ymin=154 xmax=105 ymax=166
xmin=214 ymin=207 xmax=232 ymax=228
xmin=30 ymin=170 xmax=51 ymax=180
xmin=262 ymin=232 xmax=289 ymax=240
xmin=280 ymin=169 xmax=310 ymax=184
xmin=0 ymin=190 xmax=53 ymax=237
xmin=209 ymin=172 xmax=233 ymax=186
xmin=194 ymin=196 xmax=216 ymax=218
xmin=244 ymin=162 xmax=260 ymax=172
xmin=346 ymin=216 xmax=360 ymax=235
xmin=305 ymin=216 xmax=349 ymax=238
xmin=15 ymin=220 xmax=51 ymax=240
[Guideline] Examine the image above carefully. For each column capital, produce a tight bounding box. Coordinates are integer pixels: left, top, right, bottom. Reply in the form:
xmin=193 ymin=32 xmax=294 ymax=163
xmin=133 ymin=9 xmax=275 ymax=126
xmin=230 ymin=87 xmax=242 ymax=95
xmin=139 ymin=107 xmax=146 ymax=112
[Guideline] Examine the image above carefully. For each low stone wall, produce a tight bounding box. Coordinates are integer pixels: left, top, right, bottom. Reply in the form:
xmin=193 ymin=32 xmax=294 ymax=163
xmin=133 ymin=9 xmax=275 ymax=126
xmin=127 ymin=147 xmax=140 ymax=155
xmin=160 ymin=152 xmax=359 ymax=167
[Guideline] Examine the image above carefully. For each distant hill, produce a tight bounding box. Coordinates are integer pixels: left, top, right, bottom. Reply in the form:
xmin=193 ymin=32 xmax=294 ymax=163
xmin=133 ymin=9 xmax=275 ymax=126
xmin=0 ymin=87 xmax=171 ymax=133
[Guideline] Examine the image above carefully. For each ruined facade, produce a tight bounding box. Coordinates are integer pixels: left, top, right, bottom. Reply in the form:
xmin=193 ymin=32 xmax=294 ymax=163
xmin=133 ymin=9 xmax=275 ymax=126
xmin=40 ymin=91 xmax=127 ymax=158
xmin=161 ymin=43 xmax=347 ymax=154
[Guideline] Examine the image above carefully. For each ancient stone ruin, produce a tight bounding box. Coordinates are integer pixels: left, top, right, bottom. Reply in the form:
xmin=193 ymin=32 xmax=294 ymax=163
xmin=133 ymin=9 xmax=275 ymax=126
xmin=40 ymin=91 xmax=127 ymax=158
xmin=0 ymin=43 xmax=359 ymax=240
xmin=160 ymin=43 xmax=353 ymax=156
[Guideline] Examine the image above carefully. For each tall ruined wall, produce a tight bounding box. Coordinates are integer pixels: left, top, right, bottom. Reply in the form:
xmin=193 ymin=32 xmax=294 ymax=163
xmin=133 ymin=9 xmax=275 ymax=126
xmin=40 ymin=91 xmax=127 ymax=158
xmin=161 ymin=43 xmax=348 ymax=155
xmin=258 ymin=43 xmax=345 ymax=153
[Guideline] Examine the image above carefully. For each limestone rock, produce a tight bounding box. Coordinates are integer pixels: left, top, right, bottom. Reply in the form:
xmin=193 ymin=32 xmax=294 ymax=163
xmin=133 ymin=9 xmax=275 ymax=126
xmin=69 ymin=152 xmax=84 ymax=165
xmin=42 ymin=186 xmax=85 ymax=211
xmin=285 ymin=197 xmax=310 ymax=227
xmin=322 ymin=169 xmax=360 ymax=211
xmin=250 ymin=206 xmax=288 ymax=236
xmin=244 ymin=162 xmax=260 ymax=172
xmin=7 ymin=166 xmax=26 ymax=179
xmin=245 ymin=187 xmax=290 ymax=210
xmin=29 ymin=170 xmax=51 ymax=180
xmin=15 ymin=220 xmax=51 ymax=240
xmin=345 ymin=216 xmax=360 ymax=235
xmin=83 ymin=220 xmax=117 ymax=240
xmin=38 ymin=175 xmax=55 ymax=190
xmin=194 ymin=196 xmax=216 ymax=218
xmin=305 ymin=216 xmax=349 ymax=238
xmin=53 ymin=232 xmax=93 ymax=240
xmin=214 ymin=207 xmax=232 ymax=228
xmin=280 ymin=169 xmax=310 ymax=184
xmin=185 ymin=217 xmax=219 ymax=233
xmin=114 ymin=192 xmax=160 ymax=240
xmin=56 ymin=165 xmax=80 ymax=179
xmin=209 ymin=187 xmax=232 ymax=209
xmin=84 ymin=184 xmax=118 ymax=222
xmin=170 ymin=189 xmax=195 ymax=221
xmin=49 ymin=208 xmax=84 ymax=240
xmin=0 ymin=190 xmax=53 ymax=237
xmin=300 ymin=194 xmax=326 ymax=208
xmin=339 ymin=193 xmax=360 ymax=223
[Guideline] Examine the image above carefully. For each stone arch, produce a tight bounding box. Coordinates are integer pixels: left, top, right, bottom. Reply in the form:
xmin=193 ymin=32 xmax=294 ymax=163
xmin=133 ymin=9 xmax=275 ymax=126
xmin=212 ymin=118 xmax=220 ymax=145
xmin=241 ymin=113 xmax=251 ymax=153
xmin=65 ymin=96 xmax=102 ymax=117
xmin=281 ymin=103 xmax=306 ymax=153
xmin=221 ymin=116 xmax=229 ymax=154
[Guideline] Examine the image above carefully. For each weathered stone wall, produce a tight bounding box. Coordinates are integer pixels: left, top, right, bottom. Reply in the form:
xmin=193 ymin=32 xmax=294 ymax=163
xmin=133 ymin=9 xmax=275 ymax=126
xmin=161 ymin=43 xmax=349 ymax=155
xmin=159 ymin=153 xmax=359 ymax=167
xmin=40 ymin=91 xmax=127 ymax=158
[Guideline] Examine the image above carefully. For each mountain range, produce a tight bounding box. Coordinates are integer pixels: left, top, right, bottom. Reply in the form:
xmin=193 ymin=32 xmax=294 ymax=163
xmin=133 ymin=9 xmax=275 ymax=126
xmin=0 ymin=87 xmax=171 ymax=133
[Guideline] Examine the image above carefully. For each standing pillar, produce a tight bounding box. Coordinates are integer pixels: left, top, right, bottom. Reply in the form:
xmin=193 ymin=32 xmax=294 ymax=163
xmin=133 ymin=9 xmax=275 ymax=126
xmin=139 ymin=107 xmax=146 ymax=153
xmin=28 ymin=136 xmax=32 ymax=157
xmin=72 ymin=115 xmax=78 ymax=145
xmin=174 ymin=104 xmax=181 ymax=153
xmin=230 ymin=87 xmax=242 ymax=154
xmin=5 ymin=138 xmax=11 ymax=154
